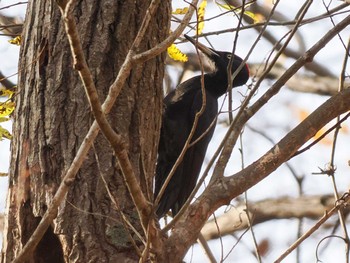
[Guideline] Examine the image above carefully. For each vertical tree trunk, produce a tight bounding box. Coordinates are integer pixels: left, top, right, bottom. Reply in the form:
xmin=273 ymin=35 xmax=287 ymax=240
xmin=2 ymin=0 xmax=170 ymax=262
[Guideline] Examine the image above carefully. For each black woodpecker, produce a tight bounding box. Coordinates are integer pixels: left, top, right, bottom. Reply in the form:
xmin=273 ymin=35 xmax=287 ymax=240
xmin=155 ymin=35 xmax=250 ymax=218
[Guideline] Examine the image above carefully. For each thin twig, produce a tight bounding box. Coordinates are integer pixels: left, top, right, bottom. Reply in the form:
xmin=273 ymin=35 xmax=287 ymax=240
xmin=212 ymin=0 xmax=314 ymax=181
xmin=60 ymin=0 xmax=153 ymax=229
xmin=0 ymin=1 xmax=27 ymax=11
xmin=293 ymin=112 xmax=350 ymax=157
xmin=244 ymin=191 xmax=262 ymax=262
xmin=316 ymin=235 xmax=347 ymax=262
xmin=162 ymin=0 xmax=284 ymax=234
xmin=326 ymin=33 xmax=350 ymax=263
xmin=223 ymin=228 xmax=251 ymax=261
xmin=239 ymin=130 xmax=262 ymax=262
xmin=154 ymin=1 xmax=203 ymax=213
xmin=164 ymin=14 xmax=350 ymax=262
xmin=274 ymin=192 xmax=350 ymax=263
xmin=227 ymin=0 xmax=247 ymax=123
xmin=197 ymin=233 xmax=217 ymax=263
xmin=133 ymin=0 xmax=199 ymax=64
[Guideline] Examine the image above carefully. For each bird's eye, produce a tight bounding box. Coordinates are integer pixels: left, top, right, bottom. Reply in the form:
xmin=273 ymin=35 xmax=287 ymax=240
xmin=227 ymin=54 xmax=232 ymax=59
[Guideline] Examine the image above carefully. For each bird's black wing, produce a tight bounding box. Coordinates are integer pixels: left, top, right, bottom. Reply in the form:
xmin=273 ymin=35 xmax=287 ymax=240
xmin=154 ymin=114 xmax=187 ymax=216
xmin=155 ymin=78 xmax=200 ymax=217
xmin=155 ymin=78 xmax=218 ymax=217
xmin=154 ymin=103 xmax=189 ymax=197
xmin=172 ymin=89 xmax=218 ymax=214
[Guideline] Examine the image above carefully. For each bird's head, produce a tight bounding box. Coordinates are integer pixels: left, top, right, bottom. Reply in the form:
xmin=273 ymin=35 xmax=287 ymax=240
xmin=184 ymin=35 xmax=249 ymax=88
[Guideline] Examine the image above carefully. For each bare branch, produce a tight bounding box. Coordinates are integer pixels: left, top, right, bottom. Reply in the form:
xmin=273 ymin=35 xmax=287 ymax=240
xmin=163 ymin=14 xmax=350 ymax=261
xmin=0 ymin=71 xmax=16 ymax=90
xmin=201 ymin=195 xmax=338 ymax=241
xmin=0 ymin=12 xmax=23 ymax=36
xmin=11 ymin=0 xmax=167 ymax=261
xmin=249 ymin=63 xmax=347 ymax=96
xmin=167 ymin=86 xmax=350 ymax=261
xmin=167 ymin=57 xmax=345 ymax=96
xmin=58 ymin=0 xmax=152 ymax=227
xmin=162 ymin=0 xmax=285 ymax=233
xmin=133 ymin=0 xmax=199 ymax=64
xmin=275 ymin=192 xmax=350 ymax=262
xmin=212 ymin=0 xmax=313 ymax=181
xmin=326 ymin=34 xmax=350 ymax=260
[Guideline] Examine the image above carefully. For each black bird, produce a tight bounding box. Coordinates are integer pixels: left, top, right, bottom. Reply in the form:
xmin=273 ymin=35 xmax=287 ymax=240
xmin=154 ymin=35 xmax=249 ymax=218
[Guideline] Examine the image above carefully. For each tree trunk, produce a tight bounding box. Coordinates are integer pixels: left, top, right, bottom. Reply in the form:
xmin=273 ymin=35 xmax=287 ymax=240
xmin=2 ymin=0 xmax=169 ymax=262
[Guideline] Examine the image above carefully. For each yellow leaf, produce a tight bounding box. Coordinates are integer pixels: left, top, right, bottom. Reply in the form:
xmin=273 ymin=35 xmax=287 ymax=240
xmin=0 ymin=100 xmax=15 ymax=117
xmin=214 ymin=1 xmax=259 ymax=23
xmin=0 ymin=88 xmax=15 ymax=97
xmin=167 ymin=44 xmax=188 ymax=62
xmin=0 ymin=172 xmax=8 ymax=177
xmin=0 ymin=125 xmax=12 ymax=140
xmin=172 ymin=7 xmax=189 ymax=15
xmin=8 ymin=36 xmax=21 ymax=46
xmin=197 ymin=0 xmax=207 ymax=35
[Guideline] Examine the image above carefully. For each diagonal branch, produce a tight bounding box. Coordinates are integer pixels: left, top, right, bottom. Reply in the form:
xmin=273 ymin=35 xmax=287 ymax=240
xmin=167 ymin=83 xmax=350 ymax=263
xmin=12 ymin=0 xmax=162 ymax=261
xmin=133 ymin=0 xmax=199 ymax=64
xmin=12 ymin=0 xmax=201 ymax=261
xmin=164 ymin=14 xmax=350 ymax=261
xmin=59 ymin=0 xmax=156 ymax=230
xmin=213 ymin=0 xmax=313 ymax=182
xmin=275 ymin=192 xmax=350 ymax=262
xmin=201 ymin=195 xmax=340 ymax=240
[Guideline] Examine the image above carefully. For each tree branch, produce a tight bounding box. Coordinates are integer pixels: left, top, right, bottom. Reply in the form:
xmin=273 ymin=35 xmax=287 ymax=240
xmin=201 ymin=195 xmax=339 ymax=240
xmin=249 ymin=62 xmax=347 ymax=96
xmin=12 ymin=0 xmax=166 ymax=261
xmin=164 ymin=14 xmax=350 ymax=261
xmin=167 ymin=85 xmax=350 ymax=262
xmin=58 ymin=0 xmax=152 ymax=229
xmin=275 ymin=192 xmax=350 ymax=262
xmin=12 ymin=0 xmax=203 ymax=261
xmin=133 ymin=0 xmax=199 ymax=64
xmin=212 ymin=0 xmax=313 ymax=181
xmin=0 ymin=71 xmax=15 ymax=90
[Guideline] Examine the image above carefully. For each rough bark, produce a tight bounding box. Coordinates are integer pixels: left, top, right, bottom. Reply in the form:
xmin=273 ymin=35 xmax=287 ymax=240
xmin=2 ymin=0 xmax=170 ymax=262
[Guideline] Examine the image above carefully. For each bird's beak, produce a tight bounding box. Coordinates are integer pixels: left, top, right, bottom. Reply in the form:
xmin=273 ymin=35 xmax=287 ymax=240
xmin=184 ymin=35 xmax=219 ymax=58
